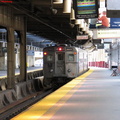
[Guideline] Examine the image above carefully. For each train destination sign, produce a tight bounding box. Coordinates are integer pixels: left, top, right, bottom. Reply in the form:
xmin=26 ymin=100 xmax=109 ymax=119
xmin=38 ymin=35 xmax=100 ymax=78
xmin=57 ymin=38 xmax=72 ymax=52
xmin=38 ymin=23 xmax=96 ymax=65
xmin=74 ymin=0 xmax=98 ymax=19
xmin=76 ymin=35 xmax=88 ymax=40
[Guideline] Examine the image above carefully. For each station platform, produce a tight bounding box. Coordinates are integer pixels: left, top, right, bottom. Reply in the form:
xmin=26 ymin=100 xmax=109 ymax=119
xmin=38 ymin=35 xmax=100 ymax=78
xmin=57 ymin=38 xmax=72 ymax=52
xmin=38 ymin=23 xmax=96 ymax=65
xmin=11 ymin=67 xmax=120 ymax=120
xmin=0 ymin=67 xmax=41 ymax=77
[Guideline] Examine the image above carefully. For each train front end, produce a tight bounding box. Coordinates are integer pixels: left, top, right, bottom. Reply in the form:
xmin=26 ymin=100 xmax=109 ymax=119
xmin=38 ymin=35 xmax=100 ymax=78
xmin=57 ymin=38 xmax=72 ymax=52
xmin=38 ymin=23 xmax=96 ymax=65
xmin=43 ymin=45 xmax=78 ymax=87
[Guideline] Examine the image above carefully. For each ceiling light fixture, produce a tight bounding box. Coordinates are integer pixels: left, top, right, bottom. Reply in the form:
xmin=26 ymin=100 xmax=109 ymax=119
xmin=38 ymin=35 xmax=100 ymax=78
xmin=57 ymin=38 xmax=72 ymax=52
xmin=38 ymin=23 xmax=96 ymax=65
xmin=63 ymin=0 xmax=72 ymax=13
xmin=53 ymin=0 xmax=63 ymax=4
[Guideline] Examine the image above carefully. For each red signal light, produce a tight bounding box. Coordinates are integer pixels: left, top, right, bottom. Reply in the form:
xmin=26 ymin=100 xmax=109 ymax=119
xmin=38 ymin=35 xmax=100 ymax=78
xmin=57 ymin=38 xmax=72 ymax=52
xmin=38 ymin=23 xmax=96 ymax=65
xmin=58 ymin=47 xmax=63 ymax=51
xmin=44 ymin=52 xmax=48 ymax=55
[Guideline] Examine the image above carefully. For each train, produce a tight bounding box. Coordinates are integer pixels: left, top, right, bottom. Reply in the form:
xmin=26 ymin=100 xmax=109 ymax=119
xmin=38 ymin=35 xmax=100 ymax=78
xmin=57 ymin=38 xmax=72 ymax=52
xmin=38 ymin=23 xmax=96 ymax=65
xmin=43 ymin=44 xmax=89 ymax=88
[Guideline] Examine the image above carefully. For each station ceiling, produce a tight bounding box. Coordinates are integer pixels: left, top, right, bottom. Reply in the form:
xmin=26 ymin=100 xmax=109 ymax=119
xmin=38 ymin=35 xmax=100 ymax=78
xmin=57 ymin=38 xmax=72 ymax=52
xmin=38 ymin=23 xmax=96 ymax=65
xmin=7 ymin=0 xmax=80 ymax=45
xmin=1 ymin=0 xmax=93 ymax=46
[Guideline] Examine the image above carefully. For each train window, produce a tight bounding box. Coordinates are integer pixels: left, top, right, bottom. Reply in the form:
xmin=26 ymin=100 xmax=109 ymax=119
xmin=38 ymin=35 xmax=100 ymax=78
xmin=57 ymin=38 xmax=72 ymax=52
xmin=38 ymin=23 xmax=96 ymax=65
xmin=47 ymin=54 xmax=53 ymax=61
xmin=68 ymin=54 xmax=74 ymax=61
xmin=58 ymin=53 xmax=64 ymax=60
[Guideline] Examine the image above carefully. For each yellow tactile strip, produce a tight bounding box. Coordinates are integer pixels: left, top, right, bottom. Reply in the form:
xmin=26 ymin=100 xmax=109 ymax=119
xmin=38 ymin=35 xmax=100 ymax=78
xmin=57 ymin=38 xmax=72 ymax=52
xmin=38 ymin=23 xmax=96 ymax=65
xmin=11 ymin=69 xmax=94 ymax=120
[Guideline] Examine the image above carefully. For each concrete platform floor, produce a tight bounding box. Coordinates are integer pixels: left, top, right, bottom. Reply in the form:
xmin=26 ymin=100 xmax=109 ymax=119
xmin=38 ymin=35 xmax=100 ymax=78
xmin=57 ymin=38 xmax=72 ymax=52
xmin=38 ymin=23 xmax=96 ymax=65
xmin=11 ymin=68 xmax=120 ymax=120
xmin=48 ymin=68 xmax=120 ymax=120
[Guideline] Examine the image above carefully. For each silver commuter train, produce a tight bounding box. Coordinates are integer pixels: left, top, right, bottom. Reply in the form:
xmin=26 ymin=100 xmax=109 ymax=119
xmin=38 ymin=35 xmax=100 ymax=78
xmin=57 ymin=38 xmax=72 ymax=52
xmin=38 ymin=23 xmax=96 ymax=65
xmin=43 ymin=44 xmax=88 ymax=87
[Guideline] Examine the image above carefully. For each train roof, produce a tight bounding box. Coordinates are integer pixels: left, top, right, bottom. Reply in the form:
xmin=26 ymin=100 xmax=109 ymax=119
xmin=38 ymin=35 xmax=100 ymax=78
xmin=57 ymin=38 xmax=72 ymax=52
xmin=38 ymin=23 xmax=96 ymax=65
xmin=43 ymin=44 xmax=86 ymax=52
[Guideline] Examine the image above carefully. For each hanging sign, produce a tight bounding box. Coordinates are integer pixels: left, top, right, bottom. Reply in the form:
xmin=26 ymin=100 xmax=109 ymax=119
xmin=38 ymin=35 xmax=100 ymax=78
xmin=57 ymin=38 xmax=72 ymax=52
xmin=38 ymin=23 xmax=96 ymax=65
xmin=74 ymin=0 xmax=98 ymax=19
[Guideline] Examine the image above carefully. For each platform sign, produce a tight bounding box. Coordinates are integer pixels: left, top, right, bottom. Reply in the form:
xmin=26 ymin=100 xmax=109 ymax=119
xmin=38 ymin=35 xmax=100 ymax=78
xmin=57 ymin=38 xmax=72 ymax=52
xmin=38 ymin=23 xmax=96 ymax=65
xmin=74 ymin=0 xmax=98 ymax=19
xmin=97 ymin=43 xmax=104 ymax=49
xmin=92 ymin=29 xmax=120 ymax=39
xmin=110 ymin=18 xmax=120 ymax=28
xmin=27 ymin=50 xmax=34 ymax=56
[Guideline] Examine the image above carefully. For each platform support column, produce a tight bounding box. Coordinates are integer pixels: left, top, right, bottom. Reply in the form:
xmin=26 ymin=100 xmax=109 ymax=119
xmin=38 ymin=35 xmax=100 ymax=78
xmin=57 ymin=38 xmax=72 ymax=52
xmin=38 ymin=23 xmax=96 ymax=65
xmin=20 ymin=17 xmax=27 ymax=82
xmin=7 ymin=27 xmax=15 ymax=89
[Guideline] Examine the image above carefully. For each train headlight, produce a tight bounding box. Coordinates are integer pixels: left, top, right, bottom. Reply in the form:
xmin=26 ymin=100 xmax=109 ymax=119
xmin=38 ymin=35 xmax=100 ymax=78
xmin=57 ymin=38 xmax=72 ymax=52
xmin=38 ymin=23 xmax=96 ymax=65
xmin=44 ymin=52 xmax=48 ymax=55
xmin=50 ymin=69 xmax=53 ymax=72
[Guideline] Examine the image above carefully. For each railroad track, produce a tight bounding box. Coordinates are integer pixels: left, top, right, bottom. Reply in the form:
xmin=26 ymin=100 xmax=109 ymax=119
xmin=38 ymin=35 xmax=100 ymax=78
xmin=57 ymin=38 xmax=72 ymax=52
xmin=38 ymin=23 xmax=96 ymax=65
xmin=0 ymin=75 xmax=71 ymax=120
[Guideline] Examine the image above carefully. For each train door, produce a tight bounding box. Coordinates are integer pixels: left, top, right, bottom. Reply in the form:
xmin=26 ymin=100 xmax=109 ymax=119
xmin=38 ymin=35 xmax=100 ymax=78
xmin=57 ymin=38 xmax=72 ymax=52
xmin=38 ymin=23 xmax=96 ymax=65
xmin=55 ymin=52 xmax=65 ymax=76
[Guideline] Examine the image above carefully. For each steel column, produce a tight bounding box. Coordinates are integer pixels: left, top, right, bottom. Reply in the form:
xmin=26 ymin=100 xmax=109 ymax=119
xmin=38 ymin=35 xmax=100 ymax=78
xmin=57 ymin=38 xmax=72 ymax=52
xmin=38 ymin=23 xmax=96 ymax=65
xmin=19 ymin=17 xmax=27 ymax=82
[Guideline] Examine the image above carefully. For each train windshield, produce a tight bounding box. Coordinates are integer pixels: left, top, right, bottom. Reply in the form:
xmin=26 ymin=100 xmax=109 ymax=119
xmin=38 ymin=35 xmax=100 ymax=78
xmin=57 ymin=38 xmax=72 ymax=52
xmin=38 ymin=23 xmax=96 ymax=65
xmin=58 ymin=53 xmax=64 ymax=60
xmin=47 ymin=54 xmax=53 ymax=61
xmin=68 ymin=54 xmax=74 ymax=61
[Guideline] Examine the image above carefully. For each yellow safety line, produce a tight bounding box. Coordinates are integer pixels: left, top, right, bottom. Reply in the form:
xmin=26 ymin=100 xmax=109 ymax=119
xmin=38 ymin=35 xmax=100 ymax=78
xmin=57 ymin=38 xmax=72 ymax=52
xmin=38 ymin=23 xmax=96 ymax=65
xmin=39 ymin=69 xmax=94 ymax=120
xmin=11 ymin=69 xmax=94 ymax=120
